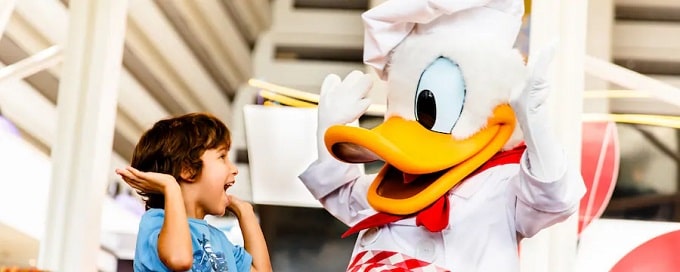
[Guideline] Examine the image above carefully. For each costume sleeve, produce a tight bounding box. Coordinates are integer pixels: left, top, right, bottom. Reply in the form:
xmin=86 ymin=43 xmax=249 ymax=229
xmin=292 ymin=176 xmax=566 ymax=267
xmin=136 ymin=213 xmax=170 ymax=271
xmin=233 ymin=245 xmax=253 ymax=272
xmin=512 ymin=151 xmax=586 ymax=238
xmin=299 ymin=159 xmax=374 ymax=226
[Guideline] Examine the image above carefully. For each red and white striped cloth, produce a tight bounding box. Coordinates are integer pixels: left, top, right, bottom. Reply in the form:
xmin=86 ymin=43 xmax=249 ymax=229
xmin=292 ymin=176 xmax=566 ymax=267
xmin=347 ymin=250 xmax=450 ymax=272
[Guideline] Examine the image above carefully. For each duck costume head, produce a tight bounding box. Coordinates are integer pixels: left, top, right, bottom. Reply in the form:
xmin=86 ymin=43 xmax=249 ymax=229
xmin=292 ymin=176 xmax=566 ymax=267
xmin=316 ymin=0 xmax=532 ymax=228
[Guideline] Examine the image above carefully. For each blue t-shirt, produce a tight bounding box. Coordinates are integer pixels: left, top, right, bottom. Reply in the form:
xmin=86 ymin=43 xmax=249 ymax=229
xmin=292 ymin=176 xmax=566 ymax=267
xmin=134 ymin=209 xmax=252 ymax=272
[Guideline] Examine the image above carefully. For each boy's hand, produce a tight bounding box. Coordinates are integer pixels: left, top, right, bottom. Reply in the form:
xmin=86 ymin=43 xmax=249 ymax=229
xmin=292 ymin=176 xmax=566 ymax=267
xmin=115 ymin=166 xmax=178 ymax=194
xmin=227 ymin=194 xmax=254 ymax=218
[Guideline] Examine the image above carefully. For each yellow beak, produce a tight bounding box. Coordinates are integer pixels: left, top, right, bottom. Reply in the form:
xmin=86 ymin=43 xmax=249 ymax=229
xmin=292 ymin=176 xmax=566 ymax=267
xmin=325 ymin=104 xmax=517 ymax=215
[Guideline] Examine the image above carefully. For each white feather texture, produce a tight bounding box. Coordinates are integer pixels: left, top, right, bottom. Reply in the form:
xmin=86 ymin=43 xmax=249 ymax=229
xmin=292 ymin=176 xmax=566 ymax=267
xmin=384 ymin=34 xmax=527 ymax=149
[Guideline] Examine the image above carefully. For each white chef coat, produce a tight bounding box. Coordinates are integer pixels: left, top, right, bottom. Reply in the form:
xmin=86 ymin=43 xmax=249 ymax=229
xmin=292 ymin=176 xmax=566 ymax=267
xmin=299 ymin=151 xmax=586 ymax=271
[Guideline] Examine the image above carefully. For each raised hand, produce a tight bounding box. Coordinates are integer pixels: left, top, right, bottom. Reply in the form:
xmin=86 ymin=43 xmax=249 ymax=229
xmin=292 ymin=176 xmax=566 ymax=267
xmin=115 ymin=166 xmax=178 ymax=194
xmin=510 ymin=40 xmax=565 ymax=180
xmin=510 ymin=40 xmax=556 ymax=128
xmin=226 ymin=194 xmax=254 ymax=218
xmin=316 ymin=70 xmax=373 ymax=161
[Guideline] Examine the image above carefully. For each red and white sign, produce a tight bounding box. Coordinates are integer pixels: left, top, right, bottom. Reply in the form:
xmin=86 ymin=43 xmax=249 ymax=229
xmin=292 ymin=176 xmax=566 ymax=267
xmin=579 ymin=121 xmax=619 ymax=234
xmin=576 ymin=121 xmax=680 ymax=271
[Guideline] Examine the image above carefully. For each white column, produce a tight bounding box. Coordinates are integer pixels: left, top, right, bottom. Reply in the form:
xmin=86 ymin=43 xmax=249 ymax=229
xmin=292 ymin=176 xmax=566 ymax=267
xmin=38 ymin=0 xmax=128 ymax=271
xmin=520 ymin=0 xmax=588 ymax=272
xmin=584 ymin=0 xmax=613 ymax=114
xmin=0 ymin=0 xmax=15 ymax=39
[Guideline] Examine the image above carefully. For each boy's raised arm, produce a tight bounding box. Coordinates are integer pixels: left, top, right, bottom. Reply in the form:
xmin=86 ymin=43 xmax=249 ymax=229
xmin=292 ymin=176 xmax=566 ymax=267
xmin=158 ymin=183 xmax=193 ymax=270
xmin=229 ymin=195 xmax=272 ymax=272
xmin=117 ymin=167 xmax=194 ymax=271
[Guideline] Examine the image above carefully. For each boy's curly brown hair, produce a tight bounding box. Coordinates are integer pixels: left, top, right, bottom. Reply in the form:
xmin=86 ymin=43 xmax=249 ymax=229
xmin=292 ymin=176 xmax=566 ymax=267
xmin=131 ymin=112 xmax=231 ymax=210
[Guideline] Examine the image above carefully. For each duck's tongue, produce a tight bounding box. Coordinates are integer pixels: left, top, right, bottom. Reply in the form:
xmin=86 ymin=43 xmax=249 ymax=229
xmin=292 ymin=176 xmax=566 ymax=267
xmin=403 ymin=173 xmax=419 ymax=184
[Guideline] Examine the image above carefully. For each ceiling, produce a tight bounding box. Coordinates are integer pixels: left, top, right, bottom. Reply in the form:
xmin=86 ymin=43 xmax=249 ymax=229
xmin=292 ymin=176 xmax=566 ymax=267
xmin=0 ymin=0 xmax=271 ymax=162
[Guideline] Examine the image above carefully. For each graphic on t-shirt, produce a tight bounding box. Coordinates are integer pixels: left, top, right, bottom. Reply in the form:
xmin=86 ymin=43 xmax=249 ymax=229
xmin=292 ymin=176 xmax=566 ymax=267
xmin=192 ymin=233 xmax=229 ymax=271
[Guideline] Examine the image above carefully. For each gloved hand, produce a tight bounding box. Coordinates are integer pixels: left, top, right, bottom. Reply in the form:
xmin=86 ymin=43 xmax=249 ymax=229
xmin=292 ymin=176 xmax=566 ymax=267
xmin=510 ymin=41 xmax=566 ymax=180
xmin=317 ymin=70 xmax=373 ymax=161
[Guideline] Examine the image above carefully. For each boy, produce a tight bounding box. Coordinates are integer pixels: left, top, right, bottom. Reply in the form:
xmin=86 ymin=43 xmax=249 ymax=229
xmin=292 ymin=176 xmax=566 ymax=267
xmin=116 ymin=113 xmax=272 ymax=272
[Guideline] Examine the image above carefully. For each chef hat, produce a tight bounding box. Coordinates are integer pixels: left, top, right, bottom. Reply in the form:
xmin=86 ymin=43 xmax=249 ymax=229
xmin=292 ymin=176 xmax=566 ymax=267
xmin=363 ymin=0 xmax=525 ymax=80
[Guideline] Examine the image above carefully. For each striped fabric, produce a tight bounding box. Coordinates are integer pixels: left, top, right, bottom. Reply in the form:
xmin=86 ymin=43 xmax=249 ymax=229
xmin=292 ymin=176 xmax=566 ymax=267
xmin=347 ymin=250 xmax=450 ymax=272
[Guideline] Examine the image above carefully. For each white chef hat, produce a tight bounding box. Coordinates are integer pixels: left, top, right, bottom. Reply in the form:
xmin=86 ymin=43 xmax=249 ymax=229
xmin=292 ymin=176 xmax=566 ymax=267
xmin=363 ymin=0 xmax=525 ymax=80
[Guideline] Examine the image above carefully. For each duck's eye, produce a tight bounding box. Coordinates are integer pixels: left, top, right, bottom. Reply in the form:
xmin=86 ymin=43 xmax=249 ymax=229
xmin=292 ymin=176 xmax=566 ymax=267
xmin=416 ymin=90 xmax=436 ymax=129
xmin=415 ymin=57 xmax=466 ymax=133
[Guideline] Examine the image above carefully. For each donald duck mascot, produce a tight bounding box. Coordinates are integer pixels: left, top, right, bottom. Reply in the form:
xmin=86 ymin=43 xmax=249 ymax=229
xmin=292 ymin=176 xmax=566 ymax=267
xmin=299 ymin=0 xmax=586 ymax=271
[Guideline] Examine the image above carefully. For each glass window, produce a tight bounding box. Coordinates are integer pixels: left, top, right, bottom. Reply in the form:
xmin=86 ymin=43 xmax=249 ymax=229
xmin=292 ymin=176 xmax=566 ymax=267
xmin=602 ymin=123 xmax=680 ymax=221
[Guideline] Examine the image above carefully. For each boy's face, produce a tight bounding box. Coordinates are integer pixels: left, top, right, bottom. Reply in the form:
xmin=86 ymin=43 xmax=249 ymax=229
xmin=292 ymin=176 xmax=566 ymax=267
xmin=194 ymin=146 xmax=237 ymax=216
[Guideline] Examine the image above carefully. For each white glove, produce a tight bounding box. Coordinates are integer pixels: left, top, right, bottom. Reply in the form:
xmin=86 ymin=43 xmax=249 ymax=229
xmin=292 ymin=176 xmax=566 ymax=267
xmin=317 ymin=70 xmax=373 ymax=161
xmin=510 ymin=42 xmax=566 ymax=180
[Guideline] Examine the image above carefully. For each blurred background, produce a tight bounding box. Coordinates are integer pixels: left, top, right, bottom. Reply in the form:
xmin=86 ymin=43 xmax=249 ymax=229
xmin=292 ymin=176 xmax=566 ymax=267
xmin=0 ymin=0 xmax=679 ymax=271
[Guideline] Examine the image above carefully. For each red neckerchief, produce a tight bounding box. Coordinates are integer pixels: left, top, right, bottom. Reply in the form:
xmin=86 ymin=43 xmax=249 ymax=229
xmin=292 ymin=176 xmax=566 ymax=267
xmin=342 ymin=145 xmax=527 ymax=238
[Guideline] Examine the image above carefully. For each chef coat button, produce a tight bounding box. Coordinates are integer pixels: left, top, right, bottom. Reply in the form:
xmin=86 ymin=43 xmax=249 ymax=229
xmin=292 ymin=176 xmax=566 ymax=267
xmin=360 ymin=227 xmax=381 ymax=247
xmin=415 ymin=239 xmax=436 ymax=262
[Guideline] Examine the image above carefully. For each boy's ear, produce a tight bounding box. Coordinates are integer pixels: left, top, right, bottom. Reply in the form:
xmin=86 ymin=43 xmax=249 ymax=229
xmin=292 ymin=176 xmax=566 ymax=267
xmin=180 ymin=167 xmax=198 ymax=183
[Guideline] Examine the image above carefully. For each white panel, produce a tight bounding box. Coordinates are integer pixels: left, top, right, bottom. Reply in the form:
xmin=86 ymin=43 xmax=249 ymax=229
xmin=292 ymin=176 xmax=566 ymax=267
xmin=614 ymin=21 xmax=680 ymax=62
xmin=243 ymin=105 xmax=322 ymax=208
